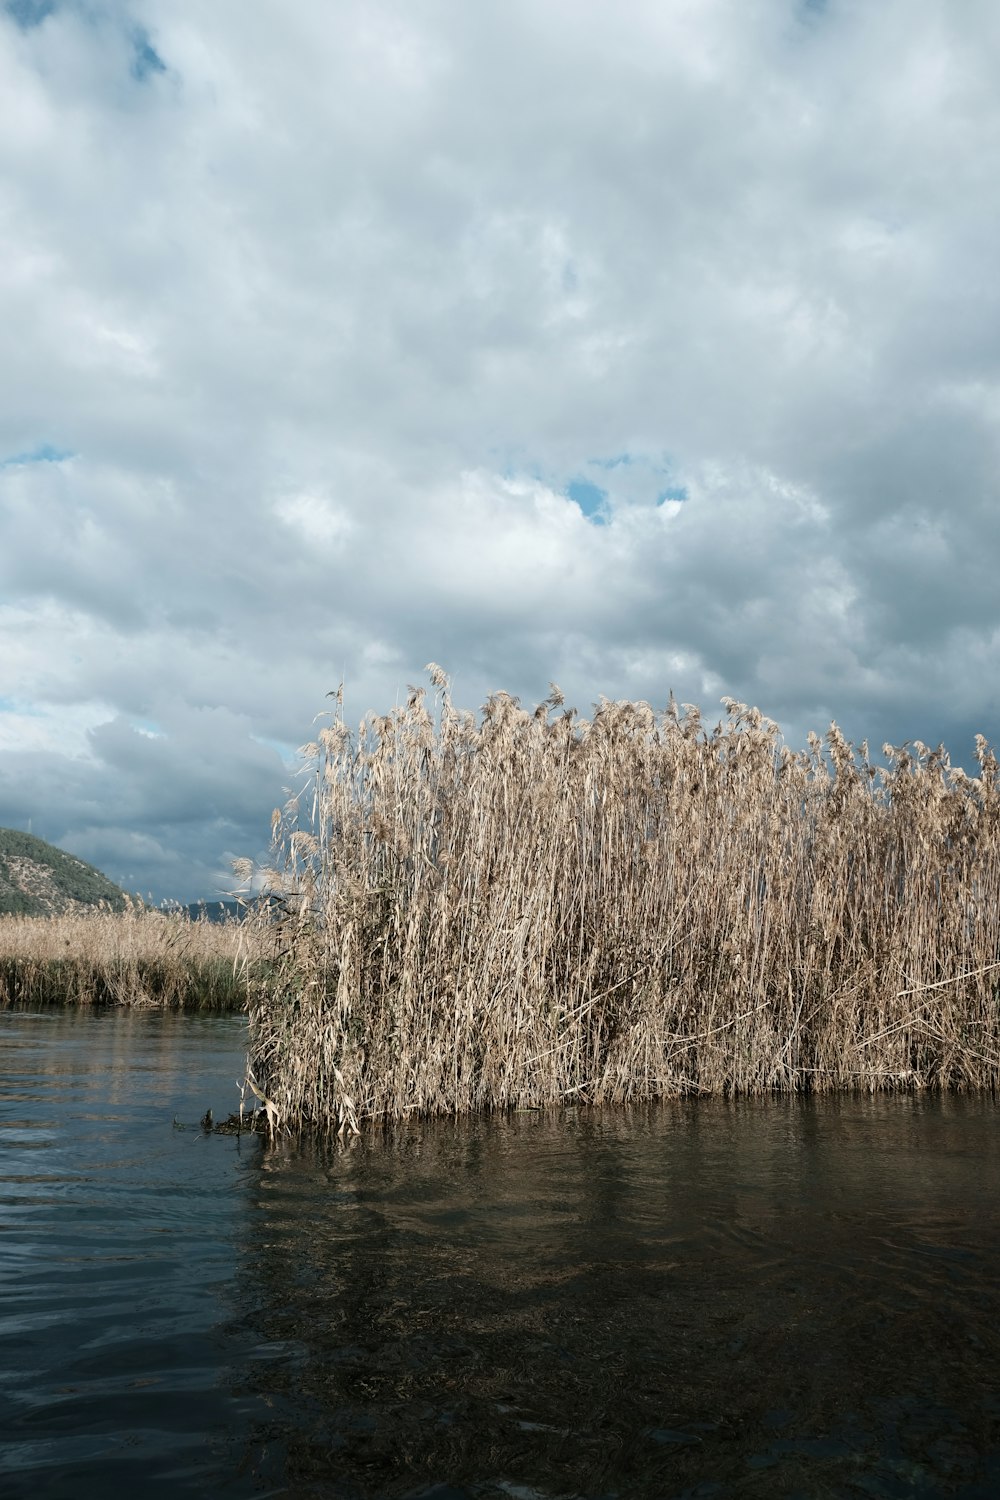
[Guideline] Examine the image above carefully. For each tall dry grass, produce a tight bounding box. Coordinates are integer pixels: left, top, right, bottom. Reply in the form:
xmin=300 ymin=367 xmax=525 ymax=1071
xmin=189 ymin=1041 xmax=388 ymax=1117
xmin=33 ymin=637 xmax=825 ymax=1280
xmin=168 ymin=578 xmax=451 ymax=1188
xmin=247 ymin=668 xmax=1000 ymax=1132
xmin=0 ymin=900 xmax=254 ymax=1010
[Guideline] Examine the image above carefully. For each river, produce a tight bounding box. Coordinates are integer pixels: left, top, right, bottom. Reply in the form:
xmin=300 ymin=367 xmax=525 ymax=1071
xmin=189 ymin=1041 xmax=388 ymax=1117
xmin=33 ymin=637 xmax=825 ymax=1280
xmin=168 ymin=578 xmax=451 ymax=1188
xmin=1 ymin=1007 xmax=999 ymax=1498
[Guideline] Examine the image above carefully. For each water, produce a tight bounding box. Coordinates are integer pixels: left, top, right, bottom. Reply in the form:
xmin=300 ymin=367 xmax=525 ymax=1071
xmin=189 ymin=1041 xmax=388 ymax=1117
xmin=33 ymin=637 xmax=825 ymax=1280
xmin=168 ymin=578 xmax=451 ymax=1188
xmin=2 ymin=1009 xmax=1000 ymax=1499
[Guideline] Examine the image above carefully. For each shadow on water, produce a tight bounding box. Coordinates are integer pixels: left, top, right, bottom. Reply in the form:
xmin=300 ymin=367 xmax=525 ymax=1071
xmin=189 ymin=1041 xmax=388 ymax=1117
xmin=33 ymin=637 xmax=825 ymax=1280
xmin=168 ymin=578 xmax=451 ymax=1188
xmin=2 ymin=1007 xmax=1000 ymax=1498
xmin=232 ymin=1096 xmax=1000 ymax=1499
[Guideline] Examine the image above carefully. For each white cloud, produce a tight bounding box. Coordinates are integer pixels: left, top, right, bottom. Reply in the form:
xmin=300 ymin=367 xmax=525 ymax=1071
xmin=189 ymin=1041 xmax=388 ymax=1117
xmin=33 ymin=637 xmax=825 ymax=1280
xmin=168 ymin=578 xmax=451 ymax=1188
xmin=1 ymin=0 xmax=1000 ymax=898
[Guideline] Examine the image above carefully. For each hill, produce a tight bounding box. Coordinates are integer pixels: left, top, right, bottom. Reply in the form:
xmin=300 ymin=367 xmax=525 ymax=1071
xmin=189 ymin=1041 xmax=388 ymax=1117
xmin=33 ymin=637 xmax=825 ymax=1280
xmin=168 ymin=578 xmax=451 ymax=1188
xmin=184 ymin=900 xmax=252 ymax=924
xmin=0 ymin=829 xmax=128 ymax=917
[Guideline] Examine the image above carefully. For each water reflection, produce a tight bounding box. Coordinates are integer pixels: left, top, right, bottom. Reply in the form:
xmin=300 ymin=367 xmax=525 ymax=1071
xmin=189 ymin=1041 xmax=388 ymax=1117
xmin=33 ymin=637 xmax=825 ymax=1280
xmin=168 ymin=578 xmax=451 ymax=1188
xmin=0 ymin=1008 xmax=268 ymax=1500
xmin=3 ymin=1009 xmax=1000 ymax=1498
xmin=235 ymin=1098 xmax=1000 ymax=1498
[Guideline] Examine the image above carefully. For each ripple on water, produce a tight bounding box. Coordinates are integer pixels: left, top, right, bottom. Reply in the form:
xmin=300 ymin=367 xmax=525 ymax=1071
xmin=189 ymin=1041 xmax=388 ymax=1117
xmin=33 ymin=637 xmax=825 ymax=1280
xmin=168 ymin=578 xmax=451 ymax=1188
xmin=2 ymin=1014 xmax=1000 ymax=1498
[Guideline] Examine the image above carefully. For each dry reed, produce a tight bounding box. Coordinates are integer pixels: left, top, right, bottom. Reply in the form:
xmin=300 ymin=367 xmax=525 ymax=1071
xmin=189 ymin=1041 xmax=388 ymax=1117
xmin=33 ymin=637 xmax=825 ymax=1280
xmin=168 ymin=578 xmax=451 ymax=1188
xmin=246 ymin=669 xmax=1000 ymax=1132
xmin=0 ymin=900 xmax=254 ymax=1010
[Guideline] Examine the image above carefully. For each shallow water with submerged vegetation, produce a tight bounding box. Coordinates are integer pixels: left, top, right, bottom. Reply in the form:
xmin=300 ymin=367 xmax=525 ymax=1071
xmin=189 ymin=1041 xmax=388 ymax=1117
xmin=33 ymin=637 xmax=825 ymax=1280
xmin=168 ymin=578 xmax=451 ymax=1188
xmin=3 ymin=1005 xmax=1000 ymax=1499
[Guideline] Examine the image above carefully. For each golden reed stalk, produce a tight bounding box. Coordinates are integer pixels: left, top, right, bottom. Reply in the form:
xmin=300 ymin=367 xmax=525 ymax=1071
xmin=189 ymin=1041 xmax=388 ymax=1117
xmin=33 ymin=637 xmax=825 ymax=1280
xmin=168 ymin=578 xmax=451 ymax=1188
xmin=244 ymin=668 xmax=1000 ymax=1132
xmin=0 ymin=900 xmax=251 ymax=1010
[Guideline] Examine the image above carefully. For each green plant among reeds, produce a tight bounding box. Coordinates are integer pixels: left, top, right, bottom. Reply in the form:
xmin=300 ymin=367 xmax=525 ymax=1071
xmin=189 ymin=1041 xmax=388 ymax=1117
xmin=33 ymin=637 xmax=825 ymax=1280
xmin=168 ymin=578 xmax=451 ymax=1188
xmin=245 ymin=668 xmax=1000 ymax=1133
xmin=0 ymin=899 xmax=255 ymax=1010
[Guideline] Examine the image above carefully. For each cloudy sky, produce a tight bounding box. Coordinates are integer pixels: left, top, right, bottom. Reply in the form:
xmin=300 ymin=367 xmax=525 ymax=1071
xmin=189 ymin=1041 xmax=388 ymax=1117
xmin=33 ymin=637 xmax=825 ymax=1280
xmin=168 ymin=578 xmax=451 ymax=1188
xmin=1 ymin=0 xmax=999 ymax=902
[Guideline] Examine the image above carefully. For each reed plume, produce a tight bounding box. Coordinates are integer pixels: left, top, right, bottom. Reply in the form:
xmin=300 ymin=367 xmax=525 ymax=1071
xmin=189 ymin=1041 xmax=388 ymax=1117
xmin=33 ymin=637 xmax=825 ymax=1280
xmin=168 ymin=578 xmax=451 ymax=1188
xmin=0 ymin=899 xmax=252 ymax=1010
xmin=248 ymin=670 xmax=1000 ymax=1131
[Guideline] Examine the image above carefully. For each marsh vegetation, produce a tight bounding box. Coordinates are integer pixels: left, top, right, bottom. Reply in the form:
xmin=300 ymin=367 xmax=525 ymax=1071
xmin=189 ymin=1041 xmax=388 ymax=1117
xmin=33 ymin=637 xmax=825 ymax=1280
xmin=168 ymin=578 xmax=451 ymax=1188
xmin=0 ymin=900 xmax=253 ymax=1010
xmin=248 ymin=668 xmax=1000 ymax=1133
xmin=10 ymin=672 xmax=1000 ymax=1133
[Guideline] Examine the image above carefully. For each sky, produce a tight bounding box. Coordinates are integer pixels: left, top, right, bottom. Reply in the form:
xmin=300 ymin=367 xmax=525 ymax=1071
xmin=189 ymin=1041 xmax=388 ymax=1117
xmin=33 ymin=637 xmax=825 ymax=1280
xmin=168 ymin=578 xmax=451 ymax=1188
xmin=2 ymin=0 xmax=1000 ymax=903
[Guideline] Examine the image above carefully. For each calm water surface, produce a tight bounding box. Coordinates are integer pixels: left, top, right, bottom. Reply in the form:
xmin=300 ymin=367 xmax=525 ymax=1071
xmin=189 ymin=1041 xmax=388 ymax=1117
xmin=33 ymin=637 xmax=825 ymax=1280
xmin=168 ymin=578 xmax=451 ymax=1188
xmin=1 ymin=1008 xmax=999 ymax=1499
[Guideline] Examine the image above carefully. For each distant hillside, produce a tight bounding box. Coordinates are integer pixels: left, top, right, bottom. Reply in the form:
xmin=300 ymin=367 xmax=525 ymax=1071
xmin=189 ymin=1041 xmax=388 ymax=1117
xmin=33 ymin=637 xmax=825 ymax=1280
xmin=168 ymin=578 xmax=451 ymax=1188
xmin=0 ymin=829 xmax=128 ymax=917
xmin=184 ymin=900 xmax=249 ymax=924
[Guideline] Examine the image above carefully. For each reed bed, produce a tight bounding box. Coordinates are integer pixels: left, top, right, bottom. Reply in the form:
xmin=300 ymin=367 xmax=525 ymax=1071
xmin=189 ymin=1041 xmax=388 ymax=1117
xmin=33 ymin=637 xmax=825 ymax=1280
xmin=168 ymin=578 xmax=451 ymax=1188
xmin=247 ymin=668 xmax=1000 ymax=1132
xmin=0 ymin=901 xmax=255 ymax=1010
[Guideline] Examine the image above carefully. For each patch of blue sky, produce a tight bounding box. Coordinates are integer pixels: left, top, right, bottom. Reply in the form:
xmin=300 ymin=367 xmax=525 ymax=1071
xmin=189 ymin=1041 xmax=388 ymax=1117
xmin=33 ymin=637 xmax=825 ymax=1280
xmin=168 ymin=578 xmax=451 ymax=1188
xmin=4 ymin=0 xmax=57 ymax=30
xmin=494 ymin=451 xmax=683 ymax=518
xmin=1 ymin=443 xmax=74 ymax=467
xmin=129 ymin=718 xmax=164 ymax=739
xmin=566 ymin=478 xmax=609 ymax=525
xmin=131 ymin=28 xmax=166 ymax=81
xmin=4 ymin=6 xmax=168 ymax=82
xmin=251 ymin=734 xmax=301 ymax=767
xmin=587 ymin=453 xmax=634 ymax=471
xmin=586 ymin=452 xmax=682 ymax=482
xmin=584 ymin=451 xmax=688 ymax=506
xmin=0 ymin=697 xmax=47 ymax=723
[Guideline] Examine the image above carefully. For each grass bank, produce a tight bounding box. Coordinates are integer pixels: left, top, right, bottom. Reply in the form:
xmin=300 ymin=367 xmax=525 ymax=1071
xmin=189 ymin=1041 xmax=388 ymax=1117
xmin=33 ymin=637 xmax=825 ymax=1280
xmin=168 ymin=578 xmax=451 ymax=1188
xmin=246 ymin=671 xmax=1000 ymax=1134
xmin=0 ymin=901 xmax=256 ymax=1011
